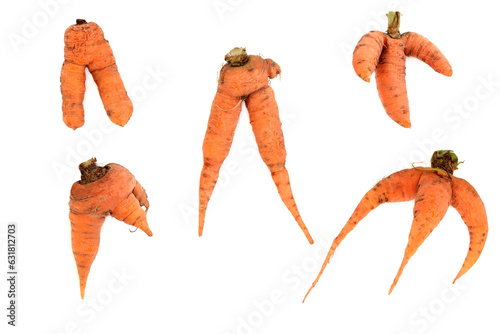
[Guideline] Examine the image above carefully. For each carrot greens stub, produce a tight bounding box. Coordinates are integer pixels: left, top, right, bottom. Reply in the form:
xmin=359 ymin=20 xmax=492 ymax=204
xmin=386 ymin=11 xmax=402 ymax=39
xmin=225 ymin=47 xmax=249 ymax=66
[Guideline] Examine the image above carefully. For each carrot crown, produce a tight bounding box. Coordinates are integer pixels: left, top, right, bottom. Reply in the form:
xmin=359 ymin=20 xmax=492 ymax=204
xmin=225 ymin=47 xmax=248 ymax=67
xmin=430 ymin=150 xmax=460 ymax=174
xmin=78 ymin=158 xmax=109 ymax=185
xmin=386 ymin=11 xmax=401 ymax=39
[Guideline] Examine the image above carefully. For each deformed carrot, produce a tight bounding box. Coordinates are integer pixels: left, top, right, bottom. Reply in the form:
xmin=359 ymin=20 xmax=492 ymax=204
xmin=388 ymin=170 xmax=452 ymax=294
xmin=304 ymin=150 xmax=487 ymax=301
xmin=70 ymin=158 xmax=151 ymax=298
xmin=199 ymin=47 xmax=313 ymax=244
xmin=353 ymin=11 xmax=452 ymax=128
xmin=303 ymin=168 xmax=422 ymax=301
xmin=450 ymin=177 xmax=488 ymax=283
xmin=61 ymin=19 xmax=133 ymax=129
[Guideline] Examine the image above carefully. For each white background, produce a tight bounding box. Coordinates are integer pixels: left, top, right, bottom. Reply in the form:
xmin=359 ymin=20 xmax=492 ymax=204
xmin=1 ymin=0 xmax=499 ymax=333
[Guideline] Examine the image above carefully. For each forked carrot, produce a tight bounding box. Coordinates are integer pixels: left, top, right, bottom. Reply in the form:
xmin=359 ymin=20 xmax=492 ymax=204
xmin=353 ymin=11 xmax=452 ymax=128
xmin=199 ymin=47 xmax=313 ymax=244
xmin=61 ymin=19 xmax=133 ymax=129
xmin=70 ymin=158 xmax=151 ymax=298
xmin=304 ymin=150 xmax=487 ymax=301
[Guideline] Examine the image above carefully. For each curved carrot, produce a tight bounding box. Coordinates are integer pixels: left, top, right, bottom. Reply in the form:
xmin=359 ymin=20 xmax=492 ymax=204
xmin=450 ymin=176 xmax=488 ymax=283
xmin=389 ymin=170 xmax=452 ymax=294
xmin=404 ymin=32 xmax=453 ymax=76
xmin=61 ymin=19 xmax=132 ymax=129
xmin=352 ymin=11 xmax=452 ymax=128
xmin=70 ymin=159 xmax=151 ymax=298
xmin=304 ymin=168 xmax=423 ymax=301
xmin=246 ymin=85 xmax=313 ymax=243
xmin=199 ymin=47 xmax=313 ymax=243
xmin=352 ymin=31 xmax=386 ymax=82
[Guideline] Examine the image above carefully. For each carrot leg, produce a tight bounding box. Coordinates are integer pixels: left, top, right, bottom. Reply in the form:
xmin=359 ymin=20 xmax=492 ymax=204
xmin=61 ymin=61 xmax=86 ymax=130
xmin=303 ymin=168 xmax=423 ymax=302
xmin=70 ymin=213 xmax=105 ymax=299
xmin=404 ymin=32 xmax=453 ymax=77
xmin=245 ymin=86 xmax=313 ymax=244
xmin=450 ymin=177 xmax=488 ymax=283
xmin=199 ymin=92 xmax=243 ymax=236
xmin=112 ymin=193 xmax=153 ymax=236
xmin=352 ymin=31 xmax=386 ymax=82
xmin=132 ymin=180 xmax=149 ymax=211
xmin=90 ymin=64 xmax=133 ymax=127
xmin=388 ymin=171 xmax=452 ymax=294
xmin=375 ymin=45 xmax=411 ymax=128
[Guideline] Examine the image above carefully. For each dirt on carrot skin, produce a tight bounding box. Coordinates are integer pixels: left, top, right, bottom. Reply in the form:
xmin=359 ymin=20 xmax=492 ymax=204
xmin=78 ymin=158 xmax=110 ymax=185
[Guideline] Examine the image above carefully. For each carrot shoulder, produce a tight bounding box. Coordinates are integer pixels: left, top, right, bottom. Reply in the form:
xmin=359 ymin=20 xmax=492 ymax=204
xmin=450 ymin=176 xmax=488 ymax=283
xmin=303 ymin=168 xmax=423 ymax=301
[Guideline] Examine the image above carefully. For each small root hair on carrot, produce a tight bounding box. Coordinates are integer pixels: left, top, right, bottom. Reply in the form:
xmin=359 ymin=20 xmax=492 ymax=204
xmin=214 ymin=99 xmax=243 ymax=112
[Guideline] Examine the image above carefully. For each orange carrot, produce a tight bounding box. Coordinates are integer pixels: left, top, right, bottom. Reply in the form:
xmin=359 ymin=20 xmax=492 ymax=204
xmin=388 ymin=170 xmax=452 ymax=294
xmin=70 ymin=158 xmax=151 ymax=299
xmin=199 ymin=47 xmax=313 ymax=244
xmin=61 ymin=19 xmax=133 ymax=130
xmin=352 ymin=11 xmax=452 ymax=128
xmin=304 ymin=150 xmax=487 ymax=301
xmin=450 ymin=176 xmax=488 ymax=283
